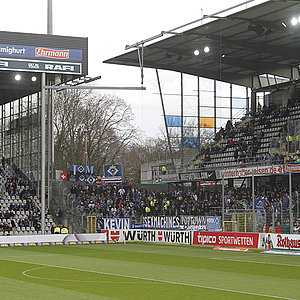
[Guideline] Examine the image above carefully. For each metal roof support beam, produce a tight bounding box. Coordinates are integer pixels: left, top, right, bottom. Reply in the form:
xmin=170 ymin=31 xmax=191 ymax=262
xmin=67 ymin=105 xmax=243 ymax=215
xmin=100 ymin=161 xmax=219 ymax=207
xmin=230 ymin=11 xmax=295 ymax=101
xmin=44 ymin=85 xmax=146 ymax=91
xmin=125 ymin=0 xmax=257 ymax=50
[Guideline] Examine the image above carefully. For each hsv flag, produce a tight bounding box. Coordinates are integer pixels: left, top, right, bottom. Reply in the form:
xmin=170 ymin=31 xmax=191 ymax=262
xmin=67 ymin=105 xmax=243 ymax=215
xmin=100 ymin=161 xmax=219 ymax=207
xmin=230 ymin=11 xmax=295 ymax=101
xmin=60 ymin=173 xmax=67 ymax=181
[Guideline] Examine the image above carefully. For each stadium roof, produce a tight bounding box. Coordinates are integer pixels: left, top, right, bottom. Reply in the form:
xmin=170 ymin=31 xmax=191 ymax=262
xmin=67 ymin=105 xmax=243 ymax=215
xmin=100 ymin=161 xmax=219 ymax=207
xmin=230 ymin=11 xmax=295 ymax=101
xmin=104 ymin=0 xmax=300 ymax=90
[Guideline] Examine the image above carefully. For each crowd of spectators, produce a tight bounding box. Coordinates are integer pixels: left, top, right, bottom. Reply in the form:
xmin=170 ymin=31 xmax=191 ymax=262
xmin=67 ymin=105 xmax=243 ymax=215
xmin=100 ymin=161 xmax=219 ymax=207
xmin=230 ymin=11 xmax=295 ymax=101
xmin=0 ymin=167 xmax=41 ymax=235
xmin=195 ymin=100 xmax=300 ymax=167
xmin=70 ymin=183 xmax=300 ymax=230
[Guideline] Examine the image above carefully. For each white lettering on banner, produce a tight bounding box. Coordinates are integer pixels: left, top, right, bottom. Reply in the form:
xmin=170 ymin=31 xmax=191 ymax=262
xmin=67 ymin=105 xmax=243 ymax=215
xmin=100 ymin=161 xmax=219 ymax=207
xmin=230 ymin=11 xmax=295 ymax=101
xmin=0 ymin=61 xmax=8 ymax=67
xmin=0 ymin=46 xmax=26 ymax=55
xmin=218 ymin=165 xmax=283 ymax=179
xmin=103 ymin=218 xmax=130 ymax=230
xmin=45 ymin=64 xmax=74 ymax=71
xmin=28 ymin=63 xmax=40 ymax=69
xmin=218 ymin=236 xmax=253 ymax=246
xmin=197 ymin=234 xmax=217 ymax=245
xmin=36 ymin=48 xmax=69 ymax=59
xmin=116 ymin=229 xmax=190 ymax=244
xmin=194 ymin=232 xmax=259 ymax=248
xmin=180 ymin=216 xmax=206 ymax=227
xmin=142 ymin=216 xmax=180 ymax=229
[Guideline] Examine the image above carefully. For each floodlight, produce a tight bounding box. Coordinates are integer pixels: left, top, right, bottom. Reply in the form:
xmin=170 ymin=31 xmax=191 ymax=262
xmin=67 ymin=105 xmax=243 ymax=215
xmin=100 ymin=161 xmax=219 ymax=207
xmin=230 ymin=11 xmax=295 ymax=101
xmin=31 ymin=76 xmax=37 ymax=82
xmin=15 ymin=74 xmax=21 ymax=81
xmin=222 ymin=54 xmax=226 ymax=58
xmin=204 ymin=46 xmax=210 ymax=53
xmin=194 ymin=49 xmax=200 ymax=56
xmin=291 ymin=17 xmax=298 ymax=26
xmin=281 ymin=22 xmax=287 ymax=28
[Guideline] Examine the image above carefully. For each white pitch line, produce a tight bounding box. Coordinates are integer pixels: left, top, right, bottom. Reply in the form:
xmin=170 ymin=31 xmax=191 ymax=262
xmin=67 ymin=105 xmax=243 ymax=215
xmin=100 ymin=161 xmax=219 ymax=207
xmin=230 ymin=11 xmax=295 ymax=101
xmin=22 ymin=266 xmax=149 ymax=284
xmin=210 ymin=257 xmax=300 ymax=267
xmin=0 ymin=257 xmax=295 ymax=300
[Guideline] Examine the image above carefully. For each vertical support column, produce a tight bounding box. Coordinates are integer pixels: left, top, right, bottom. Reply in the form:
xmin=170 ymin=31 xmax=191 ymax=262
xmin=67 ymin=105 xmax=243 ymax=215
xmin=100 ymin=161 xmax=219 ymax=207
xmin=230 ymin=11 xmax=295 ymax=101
xmin=230 ymin=83 xmax=233 ymax=122
xmin=47 ymin=86 xmax=52 ymax=209
xmin=214 ymin=80 xmax=217 ymax=136
xmin=289 ymin=167 xmax=293 ymax=234
xmin=47 ymin=0 xmax=53 ymax=210
xmin=155 ymin=69 xmax=175 ymax=172
xmin=246 ymin=87 xmax=249 ymax=117
xmin=181 ymin=73 xmax=184 ymax=167
xmin=197 ymin=77 xmax=201 ymax=154
xmin=85 ymin=131 xmax=88 ymax=166
xmin=1 ymin=104 xmax=3 ymax=157
xmin=252 ymin=171 xmax=255 ymax=232
xmin=10 ymin=101 xmax=12 ymax=161
xmin=251 ymin=90 xmax=256 ymax=115
xmin=37 ymin=92 xmax=41 ymax=203
xmin=222 ymin=172 xmax=225 ymax=229
xmin=41 ymin=73 xmax=46 ymax=235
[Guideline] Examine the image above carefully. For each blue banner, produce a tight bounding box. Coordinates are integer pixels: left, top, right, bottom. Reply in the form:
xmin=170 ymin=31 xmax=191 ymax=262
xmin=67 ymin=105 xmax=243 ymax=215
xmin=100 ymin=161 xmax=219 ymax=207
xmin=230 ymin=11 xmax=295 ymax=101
xmin=70 ymin=165 xmax=95 ymax=174
xmin=0 ymin=44 xmax=82 ymax=61
xmin=104 ymin=164 xmax=122 ymax=177
xmin=206 ymin=217 xmax=222 ymax=231
xmin=103 ymin=218 xmax=130 ymax=230
xmin=165 ymin=116 xmax=182 ymax=127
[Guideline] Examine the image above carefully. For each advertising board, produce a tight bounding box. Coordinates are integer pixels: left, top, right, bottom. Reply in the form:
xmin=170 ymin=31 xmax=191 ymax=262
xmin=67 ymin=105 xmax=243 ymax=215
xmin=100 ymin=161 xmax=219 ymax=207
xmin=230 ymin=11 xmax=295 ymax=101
xmin=141 ymin=216 xmax=208 ymax=230
xmin=260 ymin=233 xmax=300 ymax=250
xmin=206 ymin=217 xmax=222 ymax=231
xmin=193 ymin=231 xmax=259 ymax=248
xmin=103 ymin=218 xmax=131 ymax=230
xmin=102 ymin=229 xmax=191 ymax=245
xmin=217 ymin=165 xmax=283 ymax=179
xmin=0 ymin=233 xmax=107 ymax=247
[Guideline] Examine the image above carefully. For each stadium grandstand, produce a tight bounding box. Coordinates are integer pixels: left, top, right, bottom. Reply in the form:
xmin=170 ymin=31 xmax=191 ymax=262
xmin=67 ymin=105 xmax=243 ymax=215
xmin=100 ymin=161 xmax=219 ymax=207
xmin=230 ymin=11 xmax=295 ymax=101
xmin=1 ymin=2 xmax=300 ymax=299
xmin=0 ymin=0 xmax=300 ymax=237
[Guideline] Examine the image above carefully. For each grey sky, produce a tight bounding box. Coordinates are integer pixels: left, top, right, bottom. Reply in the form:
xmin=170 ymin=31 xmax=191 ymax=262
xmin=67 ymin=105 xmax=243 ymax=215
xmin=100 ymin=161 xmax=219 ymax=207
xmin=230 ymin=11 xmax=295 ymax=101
xmin=0 ymin=0 xmax=266 ymax=137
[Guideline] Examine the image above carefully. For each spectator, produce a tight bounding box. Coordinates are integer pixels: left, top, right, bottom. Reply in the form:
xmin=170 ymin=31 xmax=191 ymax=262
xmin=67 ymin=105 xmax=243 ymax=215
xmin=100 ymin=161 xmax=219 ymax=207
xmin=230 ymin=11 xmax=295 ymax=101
xmin=275 ymin=222 xmax=282 ymax=233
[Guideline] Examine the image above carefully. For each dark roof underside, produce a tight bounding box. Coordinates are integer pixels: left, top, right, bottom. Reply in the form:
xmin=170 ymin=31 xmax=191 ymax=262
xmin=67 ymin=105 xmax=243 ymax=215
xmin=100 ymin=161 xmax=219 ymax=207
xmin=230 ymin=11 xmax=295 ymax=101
xmin=104 ymin=1 xmax=300 ymax=89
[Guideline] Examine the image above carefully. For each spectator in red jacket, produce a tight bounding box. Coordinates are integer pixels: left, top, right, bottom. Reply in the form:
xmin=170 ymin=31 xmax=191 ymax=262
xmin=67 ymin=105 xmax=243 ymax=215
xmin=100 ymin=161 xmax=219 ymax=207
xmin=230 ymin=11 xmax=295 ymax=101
xmin=275 ymin=222 xmax=282 ymax=233
xmin=261 ymin=223 xmax=268 ymax=233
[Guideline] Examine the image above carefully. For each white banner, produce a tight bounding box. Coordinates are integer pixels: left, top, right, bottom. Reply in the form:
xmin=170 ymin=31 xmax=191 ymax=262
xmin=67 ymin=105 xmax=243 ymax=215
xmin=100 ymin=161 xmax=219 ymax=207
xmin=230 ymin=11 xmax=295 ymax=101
xmin=217 ymin=165 xmax=284 ymax=179
xmin=259 ymin=233 xmax=300 ymax=251
xmin=102 ymin=229 xmax=191 ymax=245
xmin=0 ymin=233 xmax=107 ymax=247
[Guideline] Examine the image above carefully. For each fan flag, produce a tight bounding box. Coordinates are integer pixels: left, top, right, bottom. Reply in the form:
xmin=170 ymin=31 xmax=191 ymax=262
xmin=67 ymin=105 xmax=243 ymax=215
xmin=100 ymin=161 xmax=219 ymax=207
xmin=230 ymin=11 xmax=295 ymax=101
xmin=60 ymin=173 xmax=67 ymax=181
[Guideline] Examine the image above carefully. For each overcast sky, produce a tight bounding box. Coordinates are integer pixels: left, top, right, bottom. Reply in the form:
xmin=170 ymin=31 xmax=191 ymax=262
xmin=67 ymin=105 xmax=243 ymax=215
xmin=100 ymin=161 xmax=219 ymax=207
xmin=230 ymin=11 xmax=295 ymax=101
xmin=0 ymin=0 xmax=267 ymax=138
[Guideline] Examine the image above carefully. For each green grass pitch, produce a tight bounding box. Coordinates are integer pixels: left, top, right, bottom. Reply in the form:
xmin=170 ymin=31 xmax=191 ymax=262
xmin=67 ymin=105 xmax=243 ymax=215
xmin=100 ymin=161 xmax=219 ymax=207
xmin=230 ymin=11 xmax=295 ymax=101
xmin=0 ymin=243 xmax=299 ymax=299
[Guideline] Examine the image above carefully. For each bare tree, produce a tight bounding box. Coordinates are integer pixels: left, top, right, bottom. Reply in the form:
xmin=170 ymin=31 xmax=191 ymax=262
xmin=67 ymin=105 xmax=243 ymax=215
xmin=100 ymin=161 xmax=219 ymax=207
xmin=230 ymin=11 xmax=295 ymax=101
xmin=54 ymin=90 xmax=137 ymax=174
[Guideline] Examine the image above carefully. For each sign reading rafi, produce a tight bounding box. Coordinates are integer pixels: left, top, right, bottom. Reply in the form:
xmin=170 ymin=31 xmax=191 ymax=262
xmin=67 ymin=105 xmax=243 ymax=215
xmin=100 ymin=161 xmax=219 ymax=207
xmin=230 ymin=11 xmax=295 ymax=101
xmin=0 ymin=58 xmax=81 ymax=75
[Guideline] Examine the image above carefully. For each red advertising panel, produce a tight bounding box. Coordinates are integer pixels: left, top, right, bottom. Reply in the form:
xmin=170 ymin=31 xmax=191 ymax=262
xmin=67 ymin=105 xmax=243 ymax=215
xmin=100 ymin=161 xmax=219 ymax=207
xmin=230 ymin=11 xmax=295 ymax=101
xmin=193 ymin=231 xmax=259 ymax=248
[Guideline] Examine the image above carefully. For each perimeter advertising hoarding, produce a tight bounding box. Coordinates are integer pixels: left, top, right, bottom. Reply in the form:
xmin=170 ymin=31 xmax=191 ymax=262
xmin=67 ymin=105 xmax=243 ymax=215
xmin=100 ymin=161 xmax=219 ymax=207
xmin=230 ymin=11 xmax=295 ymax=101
xmin=193 ymin=231 xmax=259 ymax=248
xmin=103 ymin=218 xmax=131 ymax=230
xmin=179 ymin=170 xmax=216 ymax=181
xmin=259 ymin=233 xmax=300 ymax=251
xmin=217 ymin=165 xmax=284 ymax=179
xmin=283 ymin=164 xmax=300 ymax=173
xmin=0 ymin=233 xmax=106 ymax=247
xmin=102 ymin=229 xmax=191 ymax=245
xmin=141 ymin=216 xmax=207 ymax=230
